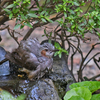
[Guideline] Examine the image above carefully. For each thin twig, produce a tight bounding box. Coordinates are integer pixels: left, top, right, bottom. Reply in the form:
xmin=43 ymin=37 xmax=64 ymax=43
xmin=7 ymin=27 xmax=19 ymax=45
xmin=0 ymin=58 xmax=8 ymax=65
xmin=0 ymin=25 xmax=9 ymax=30
xmin=88 ymin=74 xmax=100 ymax=81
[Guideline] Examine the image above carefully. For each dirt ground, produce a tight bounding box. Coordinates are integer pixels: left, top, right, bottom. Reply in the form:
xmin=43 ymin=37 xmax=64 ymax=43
xmin=0 ymin=20 xmax=100 ymax=81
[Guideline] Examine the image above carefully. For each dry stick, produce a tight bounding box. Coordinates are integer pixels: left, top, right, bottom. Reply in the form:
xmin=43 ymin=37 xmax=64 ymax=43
xmin=0 ymin=25 xmax=9 ymax=30
xmin=81 ymin=43 xmax=100 ymax=71
xmin=68 ymin=42 xmax=76 ymax=81
xmin=82 ymin=52 xmax=100 ymax=71
xmin=54 ymin=25 xmax=60 ymax=41
xmin=67 ymin=37 xmax=80 ymax=82
xmin=69 ymin=41 xmax=84 ymax=81
xmin=78 ymin=43 xmax=100 ymax=81
xmin=77 ymin=43 xmax=100 ymax=81
xmin=0 ymin=16 xmax=9 ymax=26
xmin=61 ymin=28 xmax=76 ymax=82
xmin=94 ymin=57 xmax=100 ymax=69
xmin=71 ymin=37 xmax=80 ymax=72
xmin=0 ymin=58 xmax=8 ymax=65
xmin=7 ymin=27 xmax=19 ymax=45
xmin=88 ymin=74 xmax=100 ymax=81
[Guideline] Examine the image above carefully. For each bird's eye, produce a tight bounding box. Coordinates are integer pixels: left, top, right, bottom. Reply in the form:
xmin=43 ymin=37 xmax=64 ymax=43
xmin=45 ymin=49 xmax=48 ymax=51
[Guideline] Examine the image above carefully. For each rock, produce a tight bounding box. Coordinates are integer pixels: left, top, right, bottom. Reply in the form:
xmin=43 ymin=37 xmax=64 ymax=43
xmin=16 ymin=79 xmax=60 ymax=100
xmin=0 ymin=47 xmax=10 ymax=76
xmin=49 ymin=57 xmax=74 ymax=98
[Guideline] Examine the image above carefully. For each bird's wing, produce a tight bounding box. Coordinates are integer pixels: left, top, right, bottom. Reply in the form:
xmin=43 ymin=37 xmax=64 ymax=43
xmin=22 ymin=52 xmax=39 ymax=70
xmin=19 ymin=38 xmax=40 ymax=56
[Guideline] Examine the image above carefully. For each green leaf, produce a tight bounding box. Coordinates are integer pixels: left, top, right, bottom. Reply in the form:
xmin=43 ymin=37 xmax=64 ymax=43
xmin=45 ymin=18 xmax=53 ymax=23
xmin=41 ymin=11 xmax=46 ymax=15
xmin=48 ymin=19 xmax=53 ymax=23
xmin=96 ymin=32 xmax=100 ymax=37
xmin=69 ymin=81 xmax=100 ymax=93
xmin=9 ymin=13 xmax=13 ymax=19
xmin=41 ymin=18 xmax=47 ymax=22
xmin=64 ymin=87 xmax=91 ymax=100
xmin=63 ymin=6 xmax=66 ymax=11
xmin=0 ymin=89 xmax=16 ymax=100
xmin=48 ymin=39 xmax=51 ymax=43
xmin=54 ymin=42 xmax=60 ymax=49
xmin=59 ymin=52 xmax=62 ymax=58
xmin=6 ymin=4 xmax=14 ymax=8
xmin=54 ymin=51 xmax=62 ymax=58
xmin=73 ymin=2 xmax=79 ymax=6
xmin=64 ymin=12 xmax=67 ymax=17
xmin=25 ymin=22 xmax=32 ymax=28
xmin=28 ymin=13 xmax=38 ymax=18
xmin=14 ymin=24 xmax=20 ymax=30
xmin=44 ymin=29 xmax=46 ymax=34
xmin=50 ymin=32 xmax=52 ymax=37
xmin=69 ymin=9 xmax=75 ymax=14
xmin=54 ymin=42 xmax=68 ymax=56
xmin=13 ymin=8 xmax=19 ymax=14
xmin=61 ymin=49 xmax=68 ymax=55
xmin=69 ymin=96 xmax=84 ymax=100
xmin=91 ymin=94 xmax=100 ymax=100
xmin=0 ymin=89 xmax=26 ymax=100
xmin=20 ymin=25 xmax=24 ymax=29
xmin=16 ymin=94 xmax=26 ymax=100
xmin=89 ymin=19 xmax=94 ymax=26
xmin=20 ymin=13 xmax=26 ymax=19
xmin=42 ymin=35 xmax=45 ymax=37
xmin=54 ymin=51 xmax=59 ymax=57
xmin=3 ymin=9 xmax=11 ymax=13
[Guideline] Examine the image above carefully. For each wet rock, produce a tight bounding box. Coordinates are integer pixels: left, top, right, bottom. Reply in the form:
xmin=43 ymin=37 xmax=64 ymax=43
xmin=49 ymin=57 xmax=74 ymax=98
xmin=0 ymin=75 xmax=20 ymax=98
xmin=15 ymin=79 xmax=60 ymax=100
xmin=0 ymin=47 xmax=10 ymax=76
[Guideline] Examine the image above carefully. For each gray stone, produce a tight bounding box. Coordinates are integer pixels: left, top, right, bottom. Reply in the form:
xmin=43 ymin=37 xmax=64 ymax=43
xmin=16 ymin=79 xmax=60 ymax=100
xmin=0 ymin=47 xmax=10 ymax=76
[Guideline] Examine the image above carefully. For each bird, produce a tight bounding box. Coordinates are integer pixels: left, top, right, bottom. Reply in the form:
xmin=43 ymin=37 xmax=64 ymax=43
xmin=6 ymin=38 xmax=55 ymax=80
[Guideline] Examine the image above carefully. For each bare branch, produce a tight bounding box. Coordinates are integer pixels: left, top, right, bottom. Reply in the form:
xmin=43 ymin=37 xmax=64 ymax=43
xmin=7 ymin=27 xmax=19 ymax=45
xmin=0 ymin=25 xmax=9 ymax=30
xmin=87 ymin=74 xmax=100 ymax=81
xmin=0 ymin=16 xmax=9 ymax=25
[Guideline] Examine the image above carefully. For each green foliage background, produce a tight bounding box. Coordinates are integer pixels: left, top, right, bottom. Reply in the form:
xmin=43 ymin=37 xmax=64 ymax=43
xmin=3 ymin=0 xmax=100 ymax=57
xmin=4 ymin=0 xmax=100 ymax=38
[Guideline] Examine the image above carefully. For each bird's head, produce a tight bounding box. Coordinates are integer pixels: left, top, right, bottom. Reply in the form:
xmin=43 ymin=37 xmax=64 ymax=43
xmin=39 ymin=43 xmax=55 ymax=58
